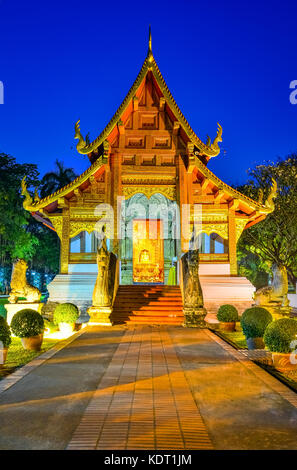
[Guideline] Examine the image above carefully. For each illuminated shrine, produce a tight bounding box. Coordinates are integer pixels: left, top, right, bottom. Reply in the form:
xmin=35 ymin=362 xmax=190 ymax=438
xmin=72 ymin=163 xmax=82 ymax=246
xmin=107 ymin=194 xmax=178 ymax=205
xmin=22 ymin=30 xmax=275 ymax=322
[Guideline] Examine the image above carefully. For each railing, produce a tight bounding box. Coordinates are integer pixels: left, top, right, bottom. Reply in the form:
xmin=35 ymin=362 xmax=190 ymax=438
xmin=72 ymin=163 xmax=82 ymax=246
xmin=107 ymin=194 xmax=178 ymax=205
xmin=179 ymin=258 xmax=185 ymax=304
xmin=112 ymin=257 xmax=120 ymax=306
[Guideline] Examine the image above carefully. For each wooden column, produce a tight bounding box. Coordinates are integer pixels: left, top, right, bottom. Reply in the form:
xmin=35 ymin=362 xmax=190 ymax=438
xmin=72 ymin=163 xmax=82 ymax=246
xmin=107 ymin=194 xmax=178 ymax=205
xmin=60 ymin=210 xmax=70 ymax=274
xmin=228 ymin=209 xmax=237 ymax=275
xmin=177 ymin=154 xmax=188 ymax=253
xmin=111 ymin=152 xmax=122 ymax=256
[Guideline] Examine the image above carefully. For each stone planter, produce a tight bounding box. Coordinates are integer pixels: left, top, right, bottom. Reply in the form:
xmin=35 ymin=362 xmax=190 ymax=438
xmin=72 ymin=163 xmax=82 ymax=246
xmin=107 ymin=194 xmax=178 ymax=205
xmin=21 ymin=334 xmax=43 ymax=351
xmin=246 ymin=337 xmax=265 ymax=350
xmin=0 ymin=347 xmax=8 ymax=366
xmin=219 ymin=321 xmax=236 ymax=332
xmin=272 ymin=352 xmax=297 ymax=373
xmin=59 ymin=322 xmax=75 ymax=335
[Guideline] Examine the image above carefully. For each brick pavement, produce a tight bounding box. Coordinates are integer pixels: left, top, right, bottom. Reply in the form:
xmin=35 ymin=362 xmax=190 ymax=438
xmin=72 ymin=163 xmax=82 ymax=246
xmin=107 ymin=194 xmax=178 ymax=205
xmin=67 ymin=326 xmax=213 ymax=450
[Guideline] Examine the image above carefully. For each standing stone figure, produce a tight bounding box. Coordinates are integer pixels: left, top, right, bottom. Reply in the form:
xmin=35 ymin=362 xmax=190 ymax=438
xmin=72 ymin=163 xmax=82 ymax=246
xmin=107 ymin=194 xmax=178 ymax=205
xmin=181 ymin=248 xmax=206 ymax=328
xmin=88 ymin=227 xmax=117 ymax=324
xmin=92 ymin=229 xmax=112 ymax=307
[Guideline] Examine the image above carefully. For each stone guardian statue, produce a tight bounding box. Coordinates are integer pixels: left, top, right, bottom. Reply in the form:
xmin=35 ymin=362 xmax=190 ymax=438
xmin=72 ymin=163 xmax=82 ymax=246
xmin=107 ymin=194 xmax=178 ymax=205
xmin=181 ymin=228 xmax=206 ymax=327
xmin=88 ymin=227 xmax=117 ymax=324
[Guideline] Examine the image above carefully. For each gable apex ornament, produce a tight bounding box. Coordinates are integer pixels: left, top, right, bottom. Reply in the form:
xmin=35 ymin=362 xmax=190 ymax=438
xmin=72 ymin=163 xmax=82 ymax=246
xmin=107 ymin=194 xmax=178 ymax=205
xmin=148 ymin=25 xmax=153 ymax=59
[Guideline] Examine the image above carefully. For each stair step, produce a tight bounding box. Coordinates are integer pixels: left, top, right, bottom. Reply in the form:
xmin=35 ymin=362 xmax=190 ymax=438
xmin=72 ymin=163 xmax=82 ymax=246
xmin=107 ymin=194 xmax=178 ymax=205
xmin=113 ymin=305 xmax=182 ymax=312
xmin=112 ymin=285 xmax=183 ymax=325
xmin=114 ymin=310 xmax=183 ymax=316
xmin=125 ymin=319 xmax=183 ymax=324
xmin=115 ymin=294 xmax=182 ymax=298
xmin=115 ymin=298 xmax=182 ymax=307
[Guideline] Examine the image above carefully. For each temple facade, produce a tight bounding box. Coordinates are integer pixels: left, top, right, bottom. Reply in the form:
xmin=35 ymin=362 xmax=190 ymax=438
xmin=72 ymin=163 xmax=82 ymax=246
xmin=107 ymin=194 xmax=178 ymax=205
xmin=22 ymin=33 xmax=275 ymax=321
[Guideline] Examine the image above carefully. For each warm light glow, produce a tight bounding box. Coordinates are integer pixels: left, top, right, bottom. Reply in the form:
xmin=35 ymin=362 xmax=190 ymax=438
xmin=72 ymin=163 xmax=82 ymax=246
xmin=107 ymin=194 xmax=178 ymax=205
xmin=133 ymin=219 xmax=164 ymax=283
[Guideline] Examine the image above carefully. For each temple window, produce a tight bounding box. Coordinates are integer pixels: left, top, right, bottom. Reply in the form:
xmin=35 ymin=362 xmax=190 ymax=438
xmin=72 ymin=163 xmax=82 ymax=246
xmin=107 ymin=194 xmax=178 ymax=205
xmin=70 ymin=231 xmax=101 ymax=253
xmin=198 ymin=233 xmax=228 ymax=254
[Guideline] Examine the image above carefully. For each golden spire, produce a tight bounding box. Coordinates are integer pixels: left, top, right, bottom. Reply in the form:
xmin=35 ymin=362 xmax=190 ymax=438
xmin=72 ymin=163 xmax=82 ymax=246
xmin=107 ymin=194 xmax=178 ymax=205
xmin=148 ymin=25 xmax=152 ymax=58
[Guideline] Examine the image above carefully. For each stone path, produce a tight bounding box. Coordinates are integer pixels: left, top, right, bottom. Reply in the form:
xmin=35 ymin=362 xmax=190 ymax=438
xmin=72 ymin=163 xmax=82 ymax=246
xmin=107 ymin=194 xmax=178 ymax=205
xmin=67 ymin=327 xmax=212 ymax=450
xmin=0 ymin=325 xmax=297 ymax=450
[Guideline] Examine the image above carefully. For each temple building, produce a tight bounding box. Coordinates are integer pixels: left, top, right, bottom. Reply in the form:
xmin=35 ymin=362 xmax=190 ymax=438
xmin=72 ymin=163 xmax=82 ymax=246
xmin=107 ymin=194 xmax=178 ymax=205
xmin=22 ymin=31 xmax=275 ymax=323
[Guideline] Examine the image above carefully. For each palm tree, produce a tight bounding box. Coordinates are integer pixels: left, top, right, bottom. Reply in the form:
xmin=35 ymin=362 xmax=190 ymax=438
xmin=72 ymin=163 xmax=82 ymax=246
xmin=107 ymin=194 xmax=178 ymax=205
xmin=40 ymin=159 xmax=77 ymax=197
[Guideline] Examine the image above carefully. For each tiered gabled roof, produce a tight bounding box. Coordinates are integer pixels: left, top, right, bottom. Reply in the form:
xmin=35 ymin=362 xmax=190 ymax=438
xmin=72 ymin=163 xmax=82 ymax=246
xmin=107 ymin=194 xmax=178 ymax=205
xmin=74 ymin=31 xmax=222 ymax=160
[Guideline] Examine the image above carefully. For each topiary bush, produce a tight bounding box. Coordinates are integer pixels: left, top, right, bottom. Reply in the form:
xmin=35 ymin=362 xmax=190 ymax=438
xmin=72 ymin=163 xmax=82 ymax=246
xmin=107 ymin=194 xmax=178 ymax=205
xmin=53 ymin=303 xmax=79 ymax=325
xmin=264 ymin=318 xmax=297 ymax=353
xmin=0 ymin=317 xmax=11 ymax=348
xmin=240 ymin=307 xmax=273 ymax=339
xmin=217 ymin=304 xmax=239 ymax=322
xmin=10 ymin=309 xmax=44 ymax=338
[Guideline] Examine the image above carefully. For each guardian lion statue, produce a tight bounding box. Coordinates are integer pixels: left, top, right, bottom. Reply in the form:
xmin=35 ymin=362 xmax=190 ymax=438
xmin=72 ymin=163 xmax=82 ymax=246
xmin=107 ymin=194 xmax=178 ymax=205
xmin=8 ymin=259 xmax=41 ymax=303
xmin=254 ymin=263 xmax=290 ymax=309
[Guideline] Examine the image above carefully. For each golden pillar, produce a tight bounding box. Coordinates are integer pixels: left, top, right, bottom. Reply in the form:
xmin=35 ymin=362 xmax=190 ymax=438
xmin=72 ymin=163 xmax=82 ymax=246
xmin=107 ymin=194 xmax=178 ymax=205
xmin=60 ymin=210 xmax=70 ymax=274
xmin=228 ymin=209 xmax=237 ymax=275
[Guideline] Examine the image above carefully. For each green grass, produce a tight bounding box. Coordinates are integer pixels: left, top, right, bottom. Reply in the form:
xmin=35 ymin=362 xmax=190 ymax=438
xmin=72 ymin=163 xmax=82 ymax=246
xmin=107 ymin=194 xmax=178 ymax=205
xmin=214 ymin=323 xmax=247 ymax=349
xmin=0 ymin=337 xmax=59 ymax=379
xmin=215 ymin=323 xmax=297 ymax=393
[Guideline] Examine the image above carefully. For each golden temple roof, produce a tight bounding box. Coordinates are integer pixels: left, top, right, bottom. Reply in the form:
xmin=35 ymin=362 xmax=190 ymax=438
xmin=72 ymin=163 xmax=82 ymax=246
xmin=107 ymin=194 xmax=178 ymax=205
xmin=74 ymin=37 xmax=223 ymax=159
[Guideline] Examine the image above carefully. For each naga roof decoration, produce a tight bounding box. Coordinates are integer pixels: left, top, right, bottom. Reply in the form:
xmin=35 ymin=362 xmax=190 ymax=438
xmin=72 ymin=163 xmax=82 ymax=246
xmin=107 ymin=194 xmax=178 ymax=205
xmin=74 ymin=38 xmax=223 ymax=160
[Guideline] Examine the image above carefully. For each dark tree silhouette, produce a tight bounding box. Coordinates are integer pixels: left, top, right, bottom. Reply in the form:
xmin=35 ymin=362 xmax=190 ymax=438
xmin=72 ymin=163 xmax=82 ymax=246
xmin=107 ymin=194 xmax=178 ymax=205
xmin=40 ymin=159 xmax=77 ymax=197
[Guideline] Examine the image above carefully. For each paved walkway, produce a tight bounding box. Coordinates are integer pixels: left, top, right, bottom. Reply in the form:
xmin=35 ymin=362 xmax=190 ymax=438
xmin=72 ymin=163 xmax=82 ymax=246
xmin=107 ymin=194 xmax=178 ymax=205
xmin=0 ymin=326 xmax=297 ymax=450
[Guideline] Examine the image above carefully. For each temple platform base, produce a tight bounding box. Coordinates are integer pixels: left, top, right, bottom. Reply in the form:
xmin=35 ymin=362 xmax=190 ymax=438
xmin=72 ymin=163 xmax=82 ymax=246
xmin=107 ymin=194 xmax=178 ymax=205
xmin=87 ymin=306 xmax=113 ymax=325
xmin=200 ymin=275 xmax=255 ymax=324
xmin=47 ymin=273 xmax=97 ymax=313
xmin=5 ymin=303 xmax=42 ymax=325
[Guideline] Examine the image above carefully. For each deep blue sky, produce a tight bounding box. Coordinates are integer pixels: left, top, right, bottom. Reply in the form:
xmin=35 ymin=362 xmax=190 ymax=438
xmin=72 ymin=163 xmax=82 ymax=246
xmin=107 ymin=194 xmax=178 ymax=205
xmin=0 ymin=0 xmax=296 ymax=186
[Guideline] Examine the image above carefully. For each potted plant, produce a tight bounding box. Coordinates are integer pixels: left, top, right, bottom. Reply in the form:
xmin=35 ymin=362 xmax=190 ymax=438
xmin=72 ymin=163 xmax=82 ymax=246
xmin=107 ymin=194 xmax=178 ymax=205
xmin=53 ymin=303 xmax=79 ymax=335
xmin=240 ymin=307 xmax=272 ymax=349
xmin=217 ymin=304 xmax=239 ymax=332
xmin=0 ymin=317 xmax=11 ymax=366
xmin=10 ymin=309 xmax=44 ymax=351
xmin=264 ymin=318 xmax=297 ymax=372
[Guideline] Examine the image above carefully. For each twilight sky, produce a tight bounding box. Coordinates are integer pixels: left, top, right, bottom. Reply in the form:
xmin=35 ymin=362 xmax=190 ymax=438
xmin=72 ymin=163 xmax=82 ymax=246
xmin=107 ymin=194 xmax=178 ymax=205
xmin=0 ymin=0 xmax=296 ymax=186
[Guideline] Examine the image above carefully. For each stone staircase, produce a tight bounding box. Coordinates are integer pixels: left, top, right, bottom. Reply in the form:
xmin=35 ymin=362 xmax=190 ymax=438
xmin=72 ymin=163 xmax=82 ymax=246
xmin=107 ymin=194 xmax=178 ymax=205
xmin=111 ymin=285 xmax=184 ymax=325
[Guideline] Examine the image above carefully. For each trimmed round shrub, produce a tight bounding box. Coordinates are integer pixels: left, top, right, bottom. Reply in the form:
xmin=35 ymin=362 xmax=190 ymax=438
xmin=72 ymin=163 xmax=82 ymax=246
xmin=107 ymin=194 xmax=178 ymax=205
xmin=240 ymin=307 xmax=273 ymax=339
xmin=0 ymin=318 xmax=11 ymax=348
xmin=264 ymin=318 xmax=297 ymax=353
xmin=217 ymin=304 xmax=239 ymax=322
xmin=10 ymin=309 xmax=44 ymax=338
xmin=53 ymin=303 xmax=79 ymax=325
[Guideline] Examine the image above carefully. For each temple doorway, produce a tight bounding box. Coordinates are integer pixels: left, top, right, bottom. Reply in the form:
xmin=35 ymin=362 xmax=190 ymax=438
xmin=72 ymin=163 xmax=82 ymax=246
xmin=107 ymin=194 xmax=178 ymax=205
xmin=132 ymin=219 xmax=164 ymax=283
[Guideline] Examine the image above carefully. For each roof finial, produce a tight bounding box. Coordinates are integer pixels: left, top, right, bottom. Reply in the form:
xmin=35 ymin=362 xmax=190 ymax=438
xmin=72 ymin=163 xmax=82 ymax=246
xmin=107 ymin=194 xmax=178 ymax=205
xmin=148 ymin=25 xmax=152 ymax=56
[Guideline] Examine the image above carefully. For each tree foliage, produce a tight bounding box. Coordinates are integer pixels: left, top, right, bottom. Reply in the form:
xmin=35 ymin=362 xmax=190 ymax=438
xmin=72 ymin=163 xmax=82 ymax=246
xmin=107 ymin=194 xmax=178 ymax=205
xmin=0 ymin=153 xmax=77 ymax=289
xmin=237 ymin=154 xmax=297 ymax=286
xmin=0 ymin=153 xmax=40 ymax=264
xmin=40 ymin=159 xmax=77 ymax=197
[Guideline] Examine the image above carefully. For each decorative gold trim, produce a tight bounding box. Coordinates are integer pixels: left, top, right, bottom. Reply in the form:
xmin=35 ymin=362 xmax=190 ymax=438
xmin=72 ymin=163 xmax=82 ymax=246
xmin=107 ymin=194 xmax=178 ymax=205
xmin=69 ymin=221 xmax=97 ymax=239
xmin=123 ymin=185 xmax=176 ymax=200
xmin=235 ymin=219 xmax=248 ymax=242
xmin=197 ymin=223 xmax=228 ymax=240
xmin=48 ymin=216 xmax=63 ymax=240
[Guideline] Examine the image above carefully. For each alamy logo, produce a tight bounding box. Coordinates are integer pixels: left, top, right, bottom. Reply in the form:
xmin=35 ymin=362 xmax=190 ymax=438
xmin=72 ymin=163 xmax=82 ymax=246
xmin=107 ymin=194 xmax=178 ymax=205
xmin=0 ymin=81 xmax=3 ymax=104
xmin=289 ymin=80 xmax=297 ymax=104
